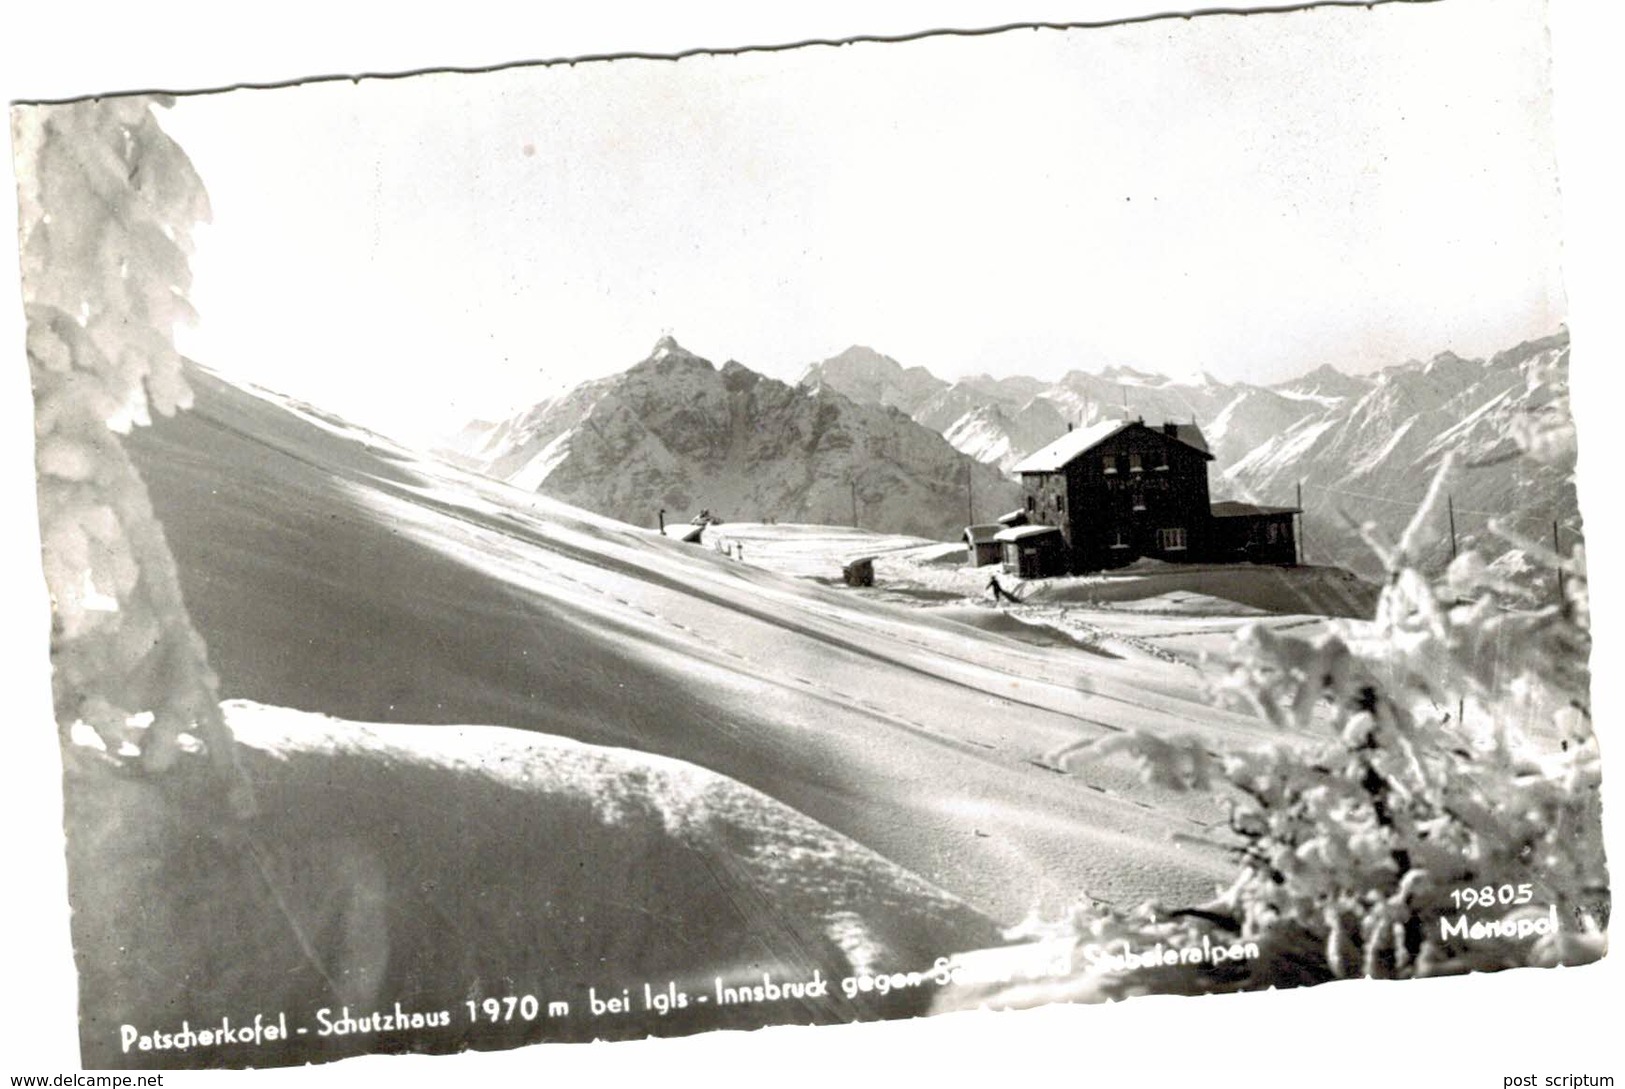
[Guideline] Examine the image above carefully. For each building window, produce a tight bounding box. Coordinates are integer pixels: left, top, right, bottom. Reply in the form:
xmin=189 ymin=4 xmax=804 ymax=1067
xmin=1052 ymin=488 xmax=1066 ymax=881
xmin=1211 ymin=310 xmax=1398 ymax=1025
xmin=1056 ymin=494 xmax=1065 ymax=513
xmin=1131 ymin=490 xmax=1146 ymax=512
xmin=1026 ymin=495 xmax=1036 ymax=513
xmin=1129 ymin=452 xmax=1143 ymax=473
xmin=1267 ymin=522 xmax=1281 ymax=544
xmin=1158 ymin=527 xmax=1187 ymax=551
xmin=1111 ymin=527 xmax=1130 ymax=549
xmin=1102 ymin=455 xmax=1117 ymax=474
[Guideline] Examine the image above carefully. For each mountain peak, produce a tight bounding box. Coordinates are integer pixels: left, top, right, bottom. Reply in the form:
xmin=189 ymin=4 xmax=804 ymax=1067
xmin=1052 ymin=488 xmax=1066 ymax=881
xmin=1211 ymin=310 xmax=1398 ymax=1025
xmin=799 ymin=345 xmax=947 ymax=416
xmin=825 ymin=345 xmax=900 ymax=369
xmin=1275 ymin=361 xmax=1370 ymax=400
xmin=637 ymin=336 xmax=713 ymax=372
xmin=651 ymin=334 xmax=686 ymax=358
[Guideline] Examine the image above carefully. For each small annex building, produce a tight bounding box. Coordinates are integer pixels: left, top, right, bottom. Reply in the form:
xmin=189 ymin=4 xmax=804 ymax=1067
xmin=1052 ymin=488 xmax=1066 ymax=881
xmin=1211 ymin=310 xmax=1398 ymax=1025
xmin=994 ymin=524 xmax=1067 ymax=579
xmin=963 ymin=524 xmax=1003 ymax=567
xmin=1007 ymin=418 xmax=1299 ymax=575
xmin=1209 ymin=501 xmax=1299 ymax=565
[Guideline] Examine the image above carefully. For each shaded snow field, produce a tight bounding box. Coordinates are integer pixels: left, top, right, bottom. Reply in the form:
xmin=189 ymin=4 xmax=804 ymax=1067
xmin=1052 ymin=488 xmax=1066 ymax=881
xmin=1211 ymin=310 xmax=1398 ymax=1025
xmin=75 ymin=361 xmax=1394 ymax=1062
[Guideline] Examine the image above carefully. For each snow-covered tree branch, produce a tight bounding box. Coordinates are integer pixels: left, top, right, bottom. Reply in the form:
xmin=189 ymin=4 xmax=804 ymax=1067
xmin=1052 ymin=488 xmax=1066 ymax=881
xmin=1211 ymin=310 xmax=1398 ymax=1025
xmin=16 ymin=97 xmax=253 ymax=815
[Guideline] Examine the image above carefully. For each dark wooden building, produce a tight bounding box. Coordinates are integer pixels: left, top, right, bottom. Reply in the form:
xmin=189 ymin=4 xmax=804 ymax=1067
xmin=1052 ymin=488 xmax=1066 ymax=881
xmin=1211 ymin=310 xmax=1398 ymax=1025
xmin=1210 ymin=501 xmax=1299 ymax=565
xmin=1008 ymin=419 xmax=1298 ymax=574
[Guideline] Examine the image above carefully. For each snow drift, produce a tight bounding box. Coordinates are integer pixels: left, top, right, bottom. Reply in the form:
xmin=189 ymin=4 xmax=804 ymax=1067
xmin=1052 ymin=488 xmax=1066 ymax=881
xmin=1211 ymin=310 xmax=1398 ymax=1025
xmin=66 ymin=701 xmax=997 ymax=1068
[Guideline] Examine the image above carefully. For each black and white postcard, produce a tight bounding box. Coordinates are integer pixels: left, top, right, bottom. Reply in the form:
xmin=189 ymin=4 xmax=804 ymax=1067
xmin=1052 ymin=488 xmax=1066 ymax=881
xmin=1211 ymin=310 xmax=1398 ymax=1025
xmin=4 ymin=1 xmax=1618 ymax=1083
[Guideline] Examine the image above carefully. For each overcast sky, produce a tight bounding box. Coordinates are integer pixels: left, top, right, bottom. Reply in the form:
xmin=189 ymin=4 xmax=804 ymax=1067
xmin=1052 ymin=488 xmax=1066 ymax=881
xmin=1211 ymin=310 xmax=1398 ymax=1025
xmin=155 ymin=0 xmax=1566 ymax=443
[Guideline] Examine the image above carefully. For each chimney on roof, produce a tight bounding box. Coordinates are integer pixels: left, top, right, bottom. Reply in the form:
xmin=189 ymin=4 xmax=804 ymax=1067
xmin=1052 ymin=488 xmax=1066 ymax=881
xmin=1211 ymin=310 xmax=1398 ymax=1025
xmin=1163 ymin=422 xmax=1178 ymax=436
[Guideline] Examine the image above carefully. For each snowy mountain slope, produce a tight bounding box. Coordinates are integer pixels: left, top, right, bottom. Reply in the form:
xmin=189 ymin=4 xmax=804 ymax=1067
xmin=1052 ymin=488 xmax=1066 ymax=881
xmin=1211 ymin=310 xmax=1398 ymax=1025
xmin=941 ymin=397 xmax=1069 ymax=472
xmin=1202 ymin=386 xmax=1332 ymax=471
xmin=1276 ymin=362 xmax=1374 ymax=402
xmin=1223 ymin=333 xmax=1578 ymax=578
xmin=125 ymin=360 xmax=1288 ymax=930
xmin=465 ymin=338 xmax=1020 ymax=538
xmin=433 ymin=416 xmax=502 ymax=468
xmin=909 ymin=373 xmax=1051 ymax=434
xmin=66 ymin=701 xmax=998 ymax=1067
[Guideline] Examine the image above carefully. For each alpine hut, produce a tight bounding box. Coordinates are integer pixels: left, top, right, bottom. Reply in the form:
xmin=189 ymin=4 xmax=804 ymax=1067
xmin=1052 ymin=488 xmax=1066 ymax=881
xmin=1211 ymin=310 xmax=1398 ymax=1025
xmin=1008 ymin=418 xmax=1298 ymax=574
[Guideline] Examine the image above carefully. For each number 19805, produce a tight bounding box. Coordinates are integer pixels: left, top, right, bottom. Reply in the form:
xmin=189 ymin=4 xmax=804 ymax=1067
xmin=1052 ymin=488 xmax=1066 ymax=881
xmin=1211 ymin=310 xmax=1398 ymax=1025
xmin=1450 ymin=883 xmax=1534 ymax=909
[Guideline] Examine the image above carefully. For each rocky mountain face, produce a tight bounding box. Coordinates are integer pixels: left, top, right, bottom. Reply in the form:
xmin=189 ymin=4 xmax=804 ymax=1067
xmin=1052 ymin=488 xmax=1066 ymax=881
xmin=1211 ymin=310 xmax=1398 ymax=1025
xmin=797 ymin=345 xmax=947 ymax=418
xmin=459 ymin=338 xmax=1020 ymax=540
xmin=790 ymin=333 xmax=1579 ymax=581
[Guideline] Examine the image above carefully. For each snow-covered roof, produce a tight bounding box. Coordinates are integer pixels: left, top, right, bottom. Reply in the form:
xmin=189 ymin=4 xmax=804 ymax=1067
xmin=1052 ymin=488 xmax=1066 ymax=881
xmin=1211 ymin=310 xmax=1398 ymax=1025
xmin=964 ymin=524 xmax=1003 ymax=545
xmin=1210 ymin=501 xmax=1300 ymax=518
xmin=1010 ymin=420 xmax=1128 ymax=473
xmin=996 ymin=508 xmax=1028 ymax=527
xmin=993 ymin=524 xmax=1063 ymax=543
xmin=1010 ymin=419 xmax=1210 ymax=474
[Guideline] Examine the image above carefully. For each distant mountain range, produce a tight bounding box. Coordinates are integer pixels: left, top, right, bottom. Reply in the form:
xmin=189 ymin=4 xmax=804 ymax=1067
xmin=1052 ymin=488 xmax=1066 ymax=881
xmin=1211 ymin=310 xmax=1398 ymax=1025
xmin=448 ymin=337 xmax=1020 ymax=540
xmin=800 ymin=348 xmax=1343 ymax=474
xmin=1223 ymin=333 xmax=1577 ymax=581
xmin=797 ymin=331 xmax=1579 ymax=580
xmin=449 ymin=330 xmax=1578 ymax=584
